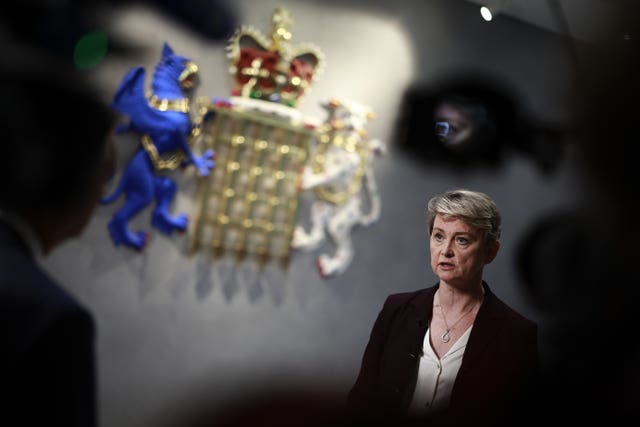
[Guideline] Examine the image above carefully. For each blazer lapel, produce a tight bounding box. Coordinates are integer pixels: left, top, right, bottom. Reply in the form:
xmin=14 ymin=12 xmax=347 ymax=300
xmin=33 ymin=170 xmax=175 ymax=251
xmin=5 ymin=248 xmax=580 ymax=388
xmin=408 ymin=285 xmax=437 ymax=338
xmin=456 ymin=283 xmax=506 ymax=375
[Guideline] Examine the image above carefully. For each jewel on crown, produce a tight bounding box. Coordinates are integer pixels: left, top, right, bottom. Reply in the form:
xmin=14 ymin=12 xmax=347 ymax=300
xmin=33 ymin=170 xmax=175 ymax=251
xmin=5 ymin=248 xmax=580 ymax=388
xmin=226 ymin=8 xmax=325 ymax=108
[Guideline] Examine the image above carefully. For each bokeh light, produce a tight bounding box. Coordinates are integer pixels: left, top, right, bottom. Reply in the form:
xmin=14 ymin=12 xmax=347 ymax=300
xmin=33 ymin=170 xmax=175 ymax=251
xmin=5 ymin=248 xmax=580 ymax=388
xmin=73 ymin=31 xmax=108 ymax=69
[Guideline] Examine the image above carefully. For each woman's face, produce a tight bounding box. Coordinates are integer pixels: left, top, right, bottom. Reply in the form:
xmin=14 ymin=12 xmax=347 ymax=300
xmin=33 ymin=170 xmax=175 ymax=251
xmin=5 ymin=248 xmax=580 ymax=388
xmin=430 ymin=214 xmax=498 ymax=287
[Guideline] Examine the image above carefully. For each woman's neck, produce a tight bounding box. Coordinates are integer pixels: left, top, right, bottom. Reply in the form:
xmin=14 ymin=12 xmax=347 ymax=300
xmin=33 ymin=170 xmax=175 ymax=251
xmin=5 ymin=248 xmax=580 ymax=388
xmin=437 ymin=281 xmax=485 ymax=311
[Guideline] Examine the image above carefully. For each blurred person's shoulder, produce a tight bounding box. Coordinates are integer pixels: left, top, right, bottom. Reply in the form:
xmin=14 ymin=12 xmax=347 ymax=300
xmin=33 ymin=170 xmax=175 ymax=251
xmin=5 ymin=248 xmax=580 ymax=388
xmin=0 ymin=222 xmax=93 ymax=350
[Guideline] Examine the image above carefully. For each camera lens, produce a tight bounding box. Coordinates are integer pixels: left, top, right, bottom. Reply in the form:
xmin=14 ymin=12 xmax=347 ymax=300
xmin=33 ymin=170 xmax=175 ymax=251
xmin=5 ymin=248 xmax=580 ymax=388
xmin=434 ymin=121 xmax=451 ymax=138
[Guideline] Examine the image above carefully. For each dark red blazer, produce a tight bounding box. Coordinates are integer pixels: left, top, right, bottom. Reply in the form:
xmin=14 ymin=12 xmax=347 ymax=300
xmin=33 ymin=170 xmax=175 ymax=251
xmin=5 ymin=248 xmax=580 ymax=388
xmin=346 ymin=282 xmax=538 ymax=426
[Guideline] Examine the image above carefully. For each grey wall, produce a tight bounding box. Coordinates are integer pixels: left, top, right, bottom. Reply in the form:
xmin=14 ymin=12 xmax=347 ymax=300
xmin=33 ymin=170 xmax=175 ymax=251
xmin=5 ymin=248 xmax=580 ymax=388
xmin=42 ymin=1 xmax=582 ymax=426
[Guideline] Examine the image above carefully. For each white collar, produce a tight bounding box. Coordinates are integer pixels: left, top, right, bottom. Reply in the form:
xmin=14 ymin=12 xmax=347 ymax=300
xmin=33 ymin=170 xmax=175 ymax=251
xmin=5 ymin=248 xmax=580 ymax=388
xmin=0 ymin=208 xmax=44 ymax=259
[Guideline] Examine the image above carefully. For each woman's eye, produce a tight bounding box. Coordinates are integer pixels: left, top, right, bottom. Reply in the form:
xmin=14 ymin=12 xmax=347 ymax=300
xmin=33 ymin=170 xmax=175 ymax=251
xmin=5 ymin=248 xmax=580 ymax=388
xmin=456 ymin=237 xmax=468 ymax=245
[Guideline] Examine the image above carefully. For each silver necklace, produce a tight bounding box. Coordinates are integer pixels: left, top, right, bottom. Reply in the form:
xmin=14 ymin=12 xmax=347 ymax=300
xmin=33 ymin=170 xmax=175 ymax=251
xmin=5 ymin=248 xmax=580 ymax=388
xmin=438 ymin=299 xmax=478 ymax=343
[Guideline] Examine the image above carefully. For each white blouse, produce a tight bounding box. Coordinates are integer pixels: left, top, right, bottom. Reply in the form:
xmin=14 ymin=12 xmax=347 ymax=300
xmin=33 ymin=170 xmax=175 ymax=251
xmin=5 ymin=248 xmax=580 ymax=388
xmin=409 ymin=325 xmax=473 ymax=415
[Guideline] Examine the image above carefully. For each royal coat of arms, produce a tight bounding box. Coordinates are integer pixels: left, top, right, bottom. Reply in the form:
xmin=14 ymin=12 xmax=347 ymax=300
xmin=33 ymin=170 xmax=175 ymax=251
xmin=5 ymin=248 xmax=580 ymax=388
xmin=187 ymin=8 xmax=385 ymax=278
xmin=107 ymin=8 xmax=385 ymax=278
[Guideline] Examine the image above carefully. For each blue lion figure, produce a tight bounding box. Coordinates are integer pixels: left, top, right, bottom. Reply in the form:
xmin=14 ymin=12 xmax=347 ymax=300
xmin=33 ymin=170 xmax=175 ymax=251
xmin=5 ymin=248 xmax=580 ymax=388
xmin=101 ymin=41 xmax=215 ymax=250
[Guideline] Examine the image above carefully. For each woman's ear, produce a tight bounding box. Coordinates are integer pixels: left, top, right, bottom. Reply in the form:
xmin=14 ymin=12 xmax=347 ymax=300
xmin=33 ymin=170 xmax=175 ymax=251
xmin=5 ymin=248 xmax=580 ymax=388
xmin=485 ymin=239 xmax=500 ymax=264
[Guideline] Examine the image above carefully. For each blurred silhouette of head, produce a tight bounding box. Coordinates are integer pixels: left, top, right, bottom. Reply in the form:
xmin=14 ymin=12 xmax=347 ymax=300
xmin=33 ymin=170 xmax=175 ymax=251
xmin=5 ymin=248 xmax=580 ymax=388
xmin=0 ymin=1 xmax=237 ymax=61
xmin=513 ymin=1 xmax=640 ymax=423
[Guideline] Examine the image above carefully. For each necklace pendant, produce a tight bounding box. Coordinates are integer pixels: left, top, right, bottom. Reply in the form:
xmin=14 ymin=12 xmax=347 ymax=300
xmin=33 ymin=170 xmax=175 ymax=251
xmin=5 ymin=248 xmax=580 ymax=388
xmin=441 ymin=330 xmax=451 ymax=343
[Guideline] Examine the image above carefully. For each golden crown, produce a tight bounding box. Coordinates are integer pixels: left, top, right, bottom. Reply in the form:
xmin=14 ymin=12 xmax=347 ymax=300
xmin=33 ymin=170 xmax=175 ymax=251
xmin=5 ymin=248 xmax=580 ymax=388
xmin=226 ymin=8 xmax=325 ymax=108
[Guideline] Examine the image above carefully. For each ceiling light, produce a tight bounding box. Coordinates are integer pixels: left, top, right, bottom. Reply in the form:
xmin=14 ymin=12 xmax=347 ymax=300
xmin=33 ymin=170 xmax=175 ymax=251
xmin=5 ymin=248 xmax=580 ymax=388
xmin=480 ymin=6 xmax=493 ymax=21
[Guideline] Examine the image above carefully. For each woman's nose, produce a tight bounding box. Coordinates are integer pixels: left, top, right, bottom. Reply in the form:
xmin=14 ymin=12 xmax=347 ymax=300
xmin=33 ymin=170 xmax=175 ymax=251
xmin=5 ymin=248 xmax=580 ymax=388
xmin=443 ymin=240 xmax=454 ymax=256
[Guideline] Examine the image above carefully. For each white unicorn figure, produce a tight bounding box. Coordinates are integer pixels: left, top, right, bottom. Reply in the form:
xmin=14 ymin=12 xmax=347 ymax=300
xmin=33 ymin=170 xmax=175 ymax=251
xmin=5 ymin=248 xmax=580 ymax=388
xmin=292 ymin=97 xmax=386 ymax=277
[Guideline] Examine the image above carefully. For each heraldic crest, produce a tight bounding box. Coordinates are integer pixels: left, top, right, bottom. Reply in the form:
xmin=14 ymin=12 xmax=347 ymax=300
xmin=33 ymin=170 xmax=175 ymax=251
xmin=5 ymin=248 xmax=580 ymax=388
xmin=104 ymin=8 xmax=385 ymax=278
xmin=188 ymin=8 xmax=385 ymax=278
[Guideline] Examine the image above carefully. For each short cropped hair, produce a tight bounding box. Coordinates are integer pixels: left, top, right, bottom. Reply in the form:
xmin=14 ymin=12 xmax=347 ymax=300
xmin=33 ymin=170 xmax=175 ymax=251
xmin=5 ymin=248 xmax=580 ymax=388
xmin=427 ymin=188 xmax=501 ymax=245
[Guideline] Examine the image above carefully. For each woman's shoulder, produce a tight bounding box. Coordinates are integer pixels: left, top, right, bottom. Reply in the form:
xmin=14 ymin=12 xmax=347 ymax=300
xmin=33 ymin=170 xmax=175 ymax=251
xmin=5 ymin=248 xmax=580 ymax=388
xmin=383 ymin=285 xmax=437 ymax=310
xmin=485 ymin=288 xmax=538 ymax=331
